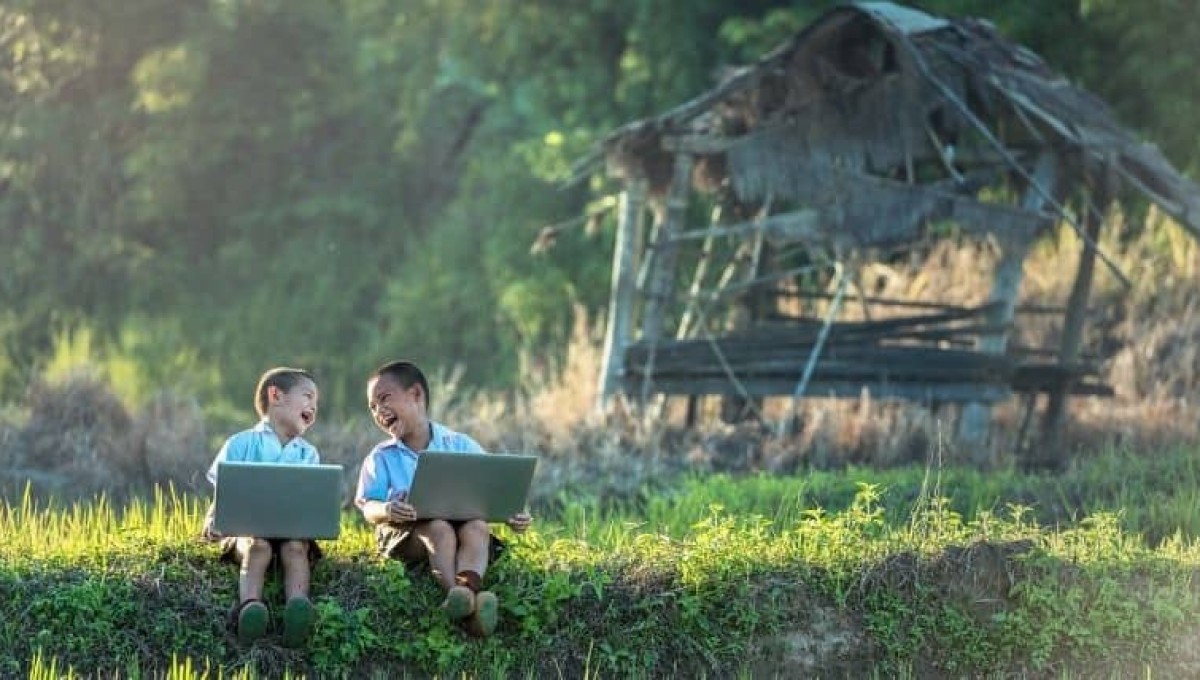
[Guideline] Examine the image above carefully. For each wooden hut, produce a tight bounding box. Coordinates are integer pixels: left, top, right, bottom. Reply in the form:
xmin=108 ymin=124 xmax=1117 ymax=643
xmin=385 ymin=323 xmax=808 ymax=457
xmin=578 ymin=1 xmax=1200 ymax=467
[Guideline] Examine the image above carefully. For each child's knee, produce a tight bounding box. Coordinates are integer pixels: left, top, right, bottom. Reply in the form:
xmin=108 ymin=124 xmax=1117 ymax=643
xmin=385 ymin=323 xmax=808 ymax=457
xmin=461 ymin=519 xmax=489 ymax=540
xmin=424 ymin=519 xmax=456 ymax=544
xmin=279 ymin=540 xmax=308 ymax=562
xmin=235 ymin=537 xmax=274 ymax=568
xmin=244 ymin=537 xmax=273 ymax=558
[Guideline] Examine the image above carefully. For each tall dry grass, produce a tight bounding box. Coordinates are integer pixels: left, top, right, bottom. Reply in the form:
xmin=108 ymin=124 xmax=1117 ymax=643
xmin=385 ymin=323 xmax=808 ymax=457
xmin=2 ymin=212 xmax=1200 ymax=505
xmin=746 ymin=210 xmax=1200 ymax=468
xmin=530 ymin=210 xmax=1200 ymax=475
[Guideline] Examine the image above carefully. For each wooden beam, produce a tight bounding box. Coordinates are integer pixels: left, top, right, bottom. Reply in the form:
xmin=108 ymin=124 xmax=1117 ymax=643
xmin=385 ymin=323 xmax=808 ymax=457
xmin=676 ymin=203 xmax=723 ymax=340
xmin=625 ymin=375 xmax=1013 ymax=403
xmin=770 ymin=290 xmax=1068 ymax=315
xmin=695 ymin=263 xmax=827 ymax=302
xmin=638 ymin=154 xmax=694 ymax=404
xmin=664 ymin=130 xmax=1032 ymax=170
xmin=781 ymin=265 xmax=849 ymax=435
xmin=720 ymin=210 xmax=770 ymax=424
xmin=662 ymin=134 xmax=739 ymax=154
xmin=958 ymin=152 xmax=1059 ymax=463
xmin=597 ymin=180 xmax=647 ymax=410
xmin=1037 ymin=169 xmax=1114 ymax=465
xmin=670 ymin=172 xmax=1049 ymax=249
xmin=670 ymin=208 xmax=823 ymax=243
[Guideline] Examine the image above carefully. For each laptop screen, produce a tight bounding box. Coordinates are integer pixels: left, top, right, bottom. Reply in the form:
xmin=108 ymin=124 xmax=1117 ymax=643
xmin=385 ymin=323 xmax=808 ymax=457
xmin=213 ymin=462 xmax=344 ymax=539
xmin=408 ymin=452 xmax=537 ymax=522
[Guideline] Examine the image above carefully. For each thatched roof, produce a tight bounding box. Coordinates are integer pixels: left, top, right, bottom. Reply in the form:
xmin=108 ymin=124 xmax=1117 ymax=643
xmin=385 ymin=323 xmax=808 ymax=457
xmin=582 ymin=1 xmax=1200 ymax=250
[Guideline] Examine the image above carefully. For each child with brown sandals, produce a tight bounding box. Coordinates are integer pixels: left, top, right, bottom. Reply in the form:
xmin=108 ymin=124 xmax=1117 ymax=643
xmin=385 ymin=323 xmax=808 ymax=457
xmin=201 ymin=366 xmax=324 ymax=647
xmin=355 ymin=360 xmax=532 ymax=637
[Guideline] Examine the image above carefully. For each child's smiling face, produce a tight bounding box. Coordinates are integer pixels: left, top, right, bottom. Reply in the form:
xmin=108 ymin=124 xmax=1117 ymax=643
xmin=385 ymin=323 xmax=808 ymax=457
xmin=367 ymin=373 xmax=425 ymax=443
xmin=269 ymin=377 xmax=319 ymax=440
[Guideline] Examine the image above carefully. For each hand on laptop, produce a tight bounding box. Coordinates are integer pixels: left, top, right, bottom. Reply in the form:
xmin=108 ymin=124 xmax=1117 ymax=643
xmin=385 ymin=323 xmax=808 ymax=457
xmin=506 ymin=512 xmax=532 ymax=533
xmin=386 ymin=499 xmax=418 ymax=523
xmin=200 ymin=504 xmax=224 ymax=542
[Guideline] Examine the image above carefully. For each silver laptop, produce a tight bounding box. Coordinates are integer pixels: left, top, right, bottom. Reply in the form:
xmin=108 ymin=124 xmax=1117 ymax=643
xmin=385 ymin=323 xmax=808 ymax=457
xmin=408 ymin=451 xmax=537 ymax=522
xmin=213 ymin=462 xmax=344 ymax=539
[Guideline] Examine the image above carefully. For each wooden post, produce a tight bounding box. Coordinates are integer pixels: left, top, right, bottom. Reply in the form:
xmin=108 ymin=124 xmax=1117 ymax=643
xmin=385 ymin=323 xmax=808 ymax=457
xmin=596 ymin=179 xmax=647 ymax=411
xmin=676 ymin=203 xmax=722 ymax=341
xmin=721 ymin=229 xmax=767 ymax=423
xmin=679 ymin=203 xmax=722 ymax=424
xmin=958 ymin=152 xmax=1059 ymax=464
xmin=639 ymin=154 xmax=694 ymax=405
xmin=1036 ymin=168 xmax=1113 ymax=468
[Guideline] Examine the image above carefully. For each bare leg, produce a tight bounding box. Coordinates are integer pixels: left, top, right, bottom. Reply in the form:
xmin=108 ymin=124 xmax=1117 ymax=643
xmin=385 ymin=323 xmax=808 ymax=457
xmin=278 ymin=540 xmax=311 ymax=600
xmin=456 ymin=520 xmax=499 ymax=638
xmin=236 ymin=537 xmax=273 ymax=603
xmin=455 ymin=520 xmax=491 ymax=578
xmin=233 ymin=537 xmax=273 ymax=644
xmin=412 ymin=520 xmax=458 ymax=591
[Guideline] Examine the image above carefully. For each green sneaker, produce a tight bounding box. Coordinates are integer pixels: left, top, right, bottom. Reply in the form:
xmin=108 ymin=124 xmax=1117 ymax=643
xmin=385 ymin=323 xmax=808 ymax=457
xmin=441 ymin=585 xmax=475 ymax=620
xmin=464 ymin=591 xmax=498 ymax=638
xmin=282 ymin=596 xmax=315 ymax=648
xmin=236 ymin=600 xmax=269 ymax=645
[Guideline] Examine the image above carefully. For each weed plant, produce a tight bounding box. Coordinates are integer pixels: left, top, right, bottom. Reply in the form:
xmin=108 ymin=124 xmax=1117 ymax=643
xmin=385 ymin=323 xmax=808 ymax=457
xmin=3 ymin=466 xmax=1199 ymax=679
xmin=546 ymin=445 xmax=1200 ymax=547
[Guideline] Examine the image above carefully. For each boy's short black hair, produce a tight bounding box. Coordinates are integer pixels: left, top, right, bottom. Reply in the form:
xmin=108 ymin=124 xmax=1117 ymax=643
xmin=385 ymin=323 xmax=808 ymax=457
xmin=371 ymin=361 xmax=430 ymax=410
xmin=254 ymin=367 xmax=316 ymax=417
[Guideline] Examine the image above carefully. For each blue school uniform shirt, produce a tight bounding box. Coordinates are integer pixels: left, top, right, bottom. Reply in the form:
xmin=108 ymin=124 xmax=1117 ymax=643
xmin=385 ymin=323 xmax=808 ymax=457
xmin=206 ymin=419 xmax=321 ymax=486
xmin=354 ymin=422 xmax=483 ymax=507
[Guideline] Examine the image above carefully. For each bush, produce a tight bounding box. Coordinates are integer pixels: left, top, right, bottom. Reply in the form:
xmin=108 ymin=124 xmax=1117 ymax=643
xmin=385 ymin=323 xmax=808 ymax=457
xmin=2 ymin=482 xmax=1199 ymax=678
xmin=4 ymin=374 xmax=212 ymax=502
xmin=11 ymin=373 xmax=138 ymax=499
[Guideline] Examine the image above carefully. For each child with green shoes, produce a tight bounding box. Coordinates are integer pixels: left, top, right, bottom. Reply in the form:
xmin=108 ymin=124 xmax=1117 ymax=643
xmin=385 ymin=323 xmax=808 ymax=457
xmin=201 ymin=366 xmax=324 ymax=647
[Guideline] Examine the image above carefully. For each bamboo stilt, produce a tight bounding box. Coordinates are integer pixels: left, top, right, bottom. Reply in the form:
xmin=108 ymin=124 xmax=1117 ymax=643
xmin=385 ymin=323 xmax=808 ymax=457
xmin=597 ymin=180 xmax=647 ymax=411
xmin=958 ymin=152 xmax=1059 ymax=463
xmin=1037 ymin=166 xmax=1114 ymax=466
xmin=639 ymin=155 xmax=694 ymax=406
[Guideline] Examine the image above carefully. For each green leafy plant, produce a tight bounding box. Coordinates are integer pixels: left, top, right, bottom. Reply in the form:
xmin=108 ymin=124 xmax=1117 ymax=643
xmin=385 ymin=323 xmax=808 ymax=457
xmin=0 ymin=463 xmax=1198 ymax=677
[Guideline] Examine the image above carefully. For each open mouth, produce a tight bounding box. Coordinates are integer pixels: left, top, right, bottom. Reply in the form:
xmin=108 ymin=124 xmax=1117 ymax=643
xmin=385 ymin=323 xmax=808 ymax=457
xmin=381 ymin=413 xmax=398 ymax=429
xmin=300 ymin=411 xmax=315 ymax=426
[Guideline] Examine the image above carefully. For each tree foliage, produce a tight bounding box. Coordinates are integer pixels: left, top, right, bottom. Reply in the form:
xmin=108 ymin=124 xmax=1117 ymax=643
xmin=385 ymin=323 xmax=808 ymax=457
xmin=0 ymin=0 xmax=1194 ymax=416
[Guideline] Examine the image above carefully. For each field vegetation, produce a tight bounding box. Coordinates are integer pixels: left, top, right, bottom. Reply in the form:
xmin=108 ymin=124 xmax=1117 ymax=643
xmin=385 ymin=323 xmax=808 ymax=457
xmin=3 ymin=211 xmax=1200 ymax=677
xmin=6 ymin=222 xmax=1200 ymax=676
xmin=4 ymin=452 xmax=1200 ymax=679
xmin=4 ymin=0 xmax=1200 ymax=677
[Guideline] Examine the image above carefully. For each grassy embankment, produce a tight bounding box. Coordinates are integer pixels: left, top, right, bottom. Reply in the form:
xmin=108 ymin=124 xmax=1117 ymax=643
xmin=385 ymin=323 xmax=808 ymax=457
xmin=5 ymin=446 xmax=1200 ymax=679
xmin=6 ymin=216 xmax=1200 ymax=677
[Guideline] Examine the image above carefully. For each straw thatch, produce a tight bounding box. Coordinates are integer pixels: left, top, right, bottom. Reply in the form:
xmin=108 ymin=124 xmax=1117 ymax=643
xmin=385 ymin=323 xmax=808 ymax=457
xmin=583 ymin=2 xmax=1200 ymax=459
xmin=580 ymin=1 xmax=1200 ymax=249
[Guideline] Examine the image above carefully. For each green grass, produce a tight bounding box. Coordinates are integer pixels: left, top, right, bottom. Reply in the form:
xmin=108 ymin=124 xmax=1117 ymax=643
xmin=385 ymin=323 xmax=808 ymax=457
xmin=4 ymin=448 xmax=1200 ymax=678
xmin=545 ymin=445 xmax=1200 ymax=545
